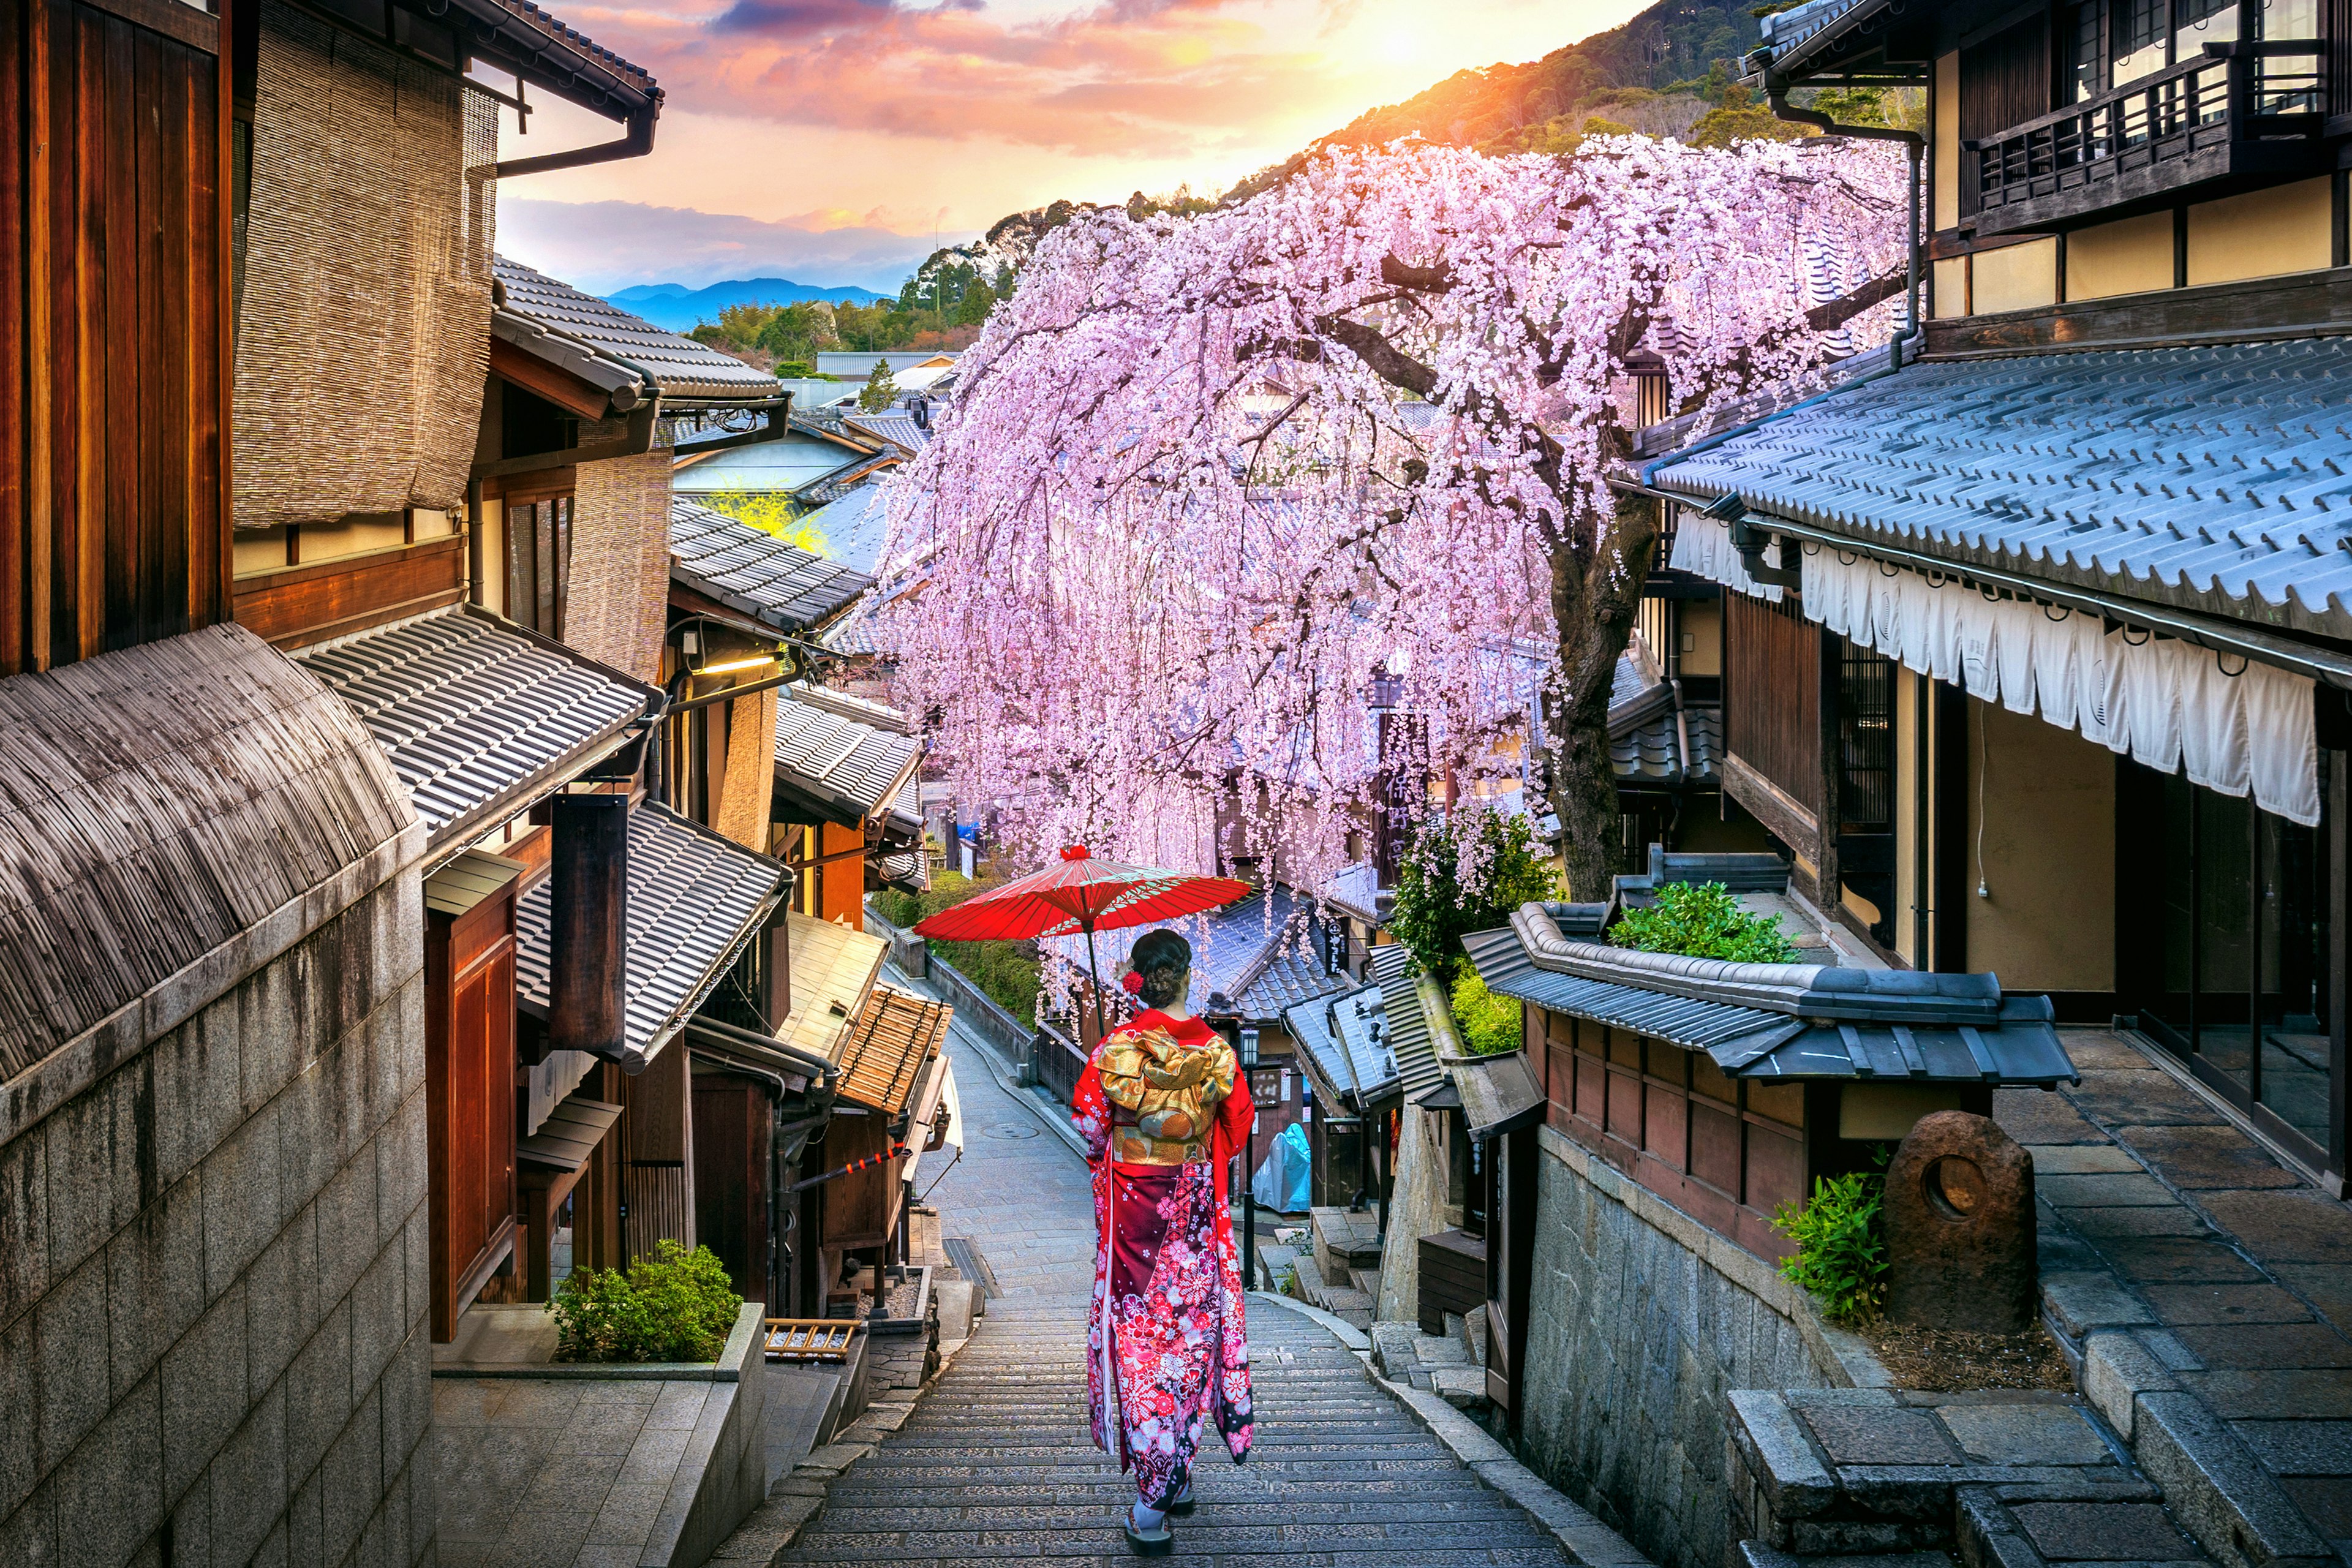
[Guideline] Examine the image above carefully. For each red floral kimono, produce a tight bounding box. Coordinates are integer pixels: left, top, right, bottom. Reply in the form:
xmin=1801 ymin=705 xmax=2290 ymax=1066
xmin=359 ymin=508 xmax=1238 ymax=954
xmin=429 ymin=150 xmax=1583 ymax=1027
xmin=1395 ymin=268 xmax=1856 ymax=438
xmin=1073 ymin=1010 xmax=1256 ymax=1507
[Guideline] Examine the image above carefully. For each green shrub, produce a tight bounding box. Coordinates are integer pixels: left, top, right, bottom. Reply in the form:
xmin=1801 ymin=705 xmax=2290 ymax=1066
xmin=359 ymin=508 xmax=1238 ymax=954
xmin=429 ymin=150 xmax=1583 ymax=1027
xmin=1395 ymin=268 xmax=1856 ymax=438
xmin=550 ymin=1240 xmax=742 ymax=1363
xmin=1770 ymin=1173 xmax=1888 ymax=1324
xmin=875 ymin=869 xmax=1043 ymax=1022
xmin=1610 ymin=880 xmax=1798 ymax=963
xmin=1390 ymin=812 xmax=1562 ymax=986
xmin=1450 ymin=971 xmax=1523 ymax=1056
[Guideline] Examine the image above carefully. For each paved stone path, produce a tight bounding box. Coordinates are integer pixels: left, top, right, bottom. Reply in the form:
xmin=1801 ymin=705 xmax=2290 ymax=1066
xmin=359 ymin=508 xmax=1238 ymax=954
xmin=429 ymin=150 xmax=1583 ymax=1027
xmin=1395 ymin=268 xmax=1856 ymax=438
xmin=772 ymin=994 xmax=1572 ymax=1566
xmin=1995 ymin=1028 xmax=2352 ymax=1566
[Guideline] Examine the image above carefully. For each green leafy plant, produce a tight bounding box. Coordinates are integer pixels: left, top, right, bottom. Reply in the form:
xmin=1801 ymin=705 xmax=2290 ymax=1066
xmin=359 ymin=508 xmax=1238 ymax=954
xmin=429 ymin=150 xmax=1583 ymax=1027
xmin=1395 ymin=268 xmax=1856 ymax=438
xmin=874 ymin=870 xmax=1042 ymax=1021
xmin=1610 ymin=880 xmax=1799 ymax=963
xmin=1771 ymin=1173 xmax=1888 ymax=1324
xmin=1389 ymin=812 xmax=1561 ymax=986
xmin=550 ymin=1240 xmax=742 ymax=1363
xmin=1450 ymin=971 xmax=1523 ymax=1057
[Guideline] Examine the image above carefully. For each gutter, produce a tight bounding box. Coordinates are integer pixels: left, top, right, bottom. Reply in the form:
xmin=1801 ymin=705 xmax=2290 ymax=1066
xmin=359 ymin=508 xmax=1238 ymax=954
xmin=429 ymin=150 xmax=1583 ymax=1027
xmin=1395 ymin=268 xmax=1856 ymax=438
xmin=496 ymin=105 xmax=658 ymax=181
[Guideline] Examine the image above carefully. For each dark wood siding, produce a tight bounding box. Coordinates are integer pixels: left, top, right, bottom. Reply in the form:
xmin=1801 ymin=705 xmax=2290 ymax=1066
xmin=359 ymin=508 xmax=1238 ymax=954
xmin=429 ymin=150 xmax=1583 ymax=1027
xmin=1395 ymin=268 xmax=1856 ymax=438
xmin=692 ymin=1074 xmax=772 ymax=1307
xmin=0 ymin=0 xmax=228 ymax=677
xmin=1959 ymin=15 xmax=2054 ymax=217
xmin=1726 ymin=592 xmax=1821 ymax=816
xmin=1538 ymin=1006 xmax=1803 ymax=1262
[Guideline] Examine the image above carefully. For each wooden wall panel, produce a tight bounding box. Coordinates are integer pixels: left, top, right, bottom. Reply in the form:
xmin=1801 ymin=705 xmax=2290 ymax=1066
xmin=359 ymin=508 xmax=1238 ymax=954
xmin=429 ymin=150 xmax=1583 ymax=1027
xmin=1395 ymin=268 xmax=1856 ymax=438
xmin=0 ymin=0 xmax=226 ymax=677
xmin=1726 ymin=594 xmax=1822 ymax=818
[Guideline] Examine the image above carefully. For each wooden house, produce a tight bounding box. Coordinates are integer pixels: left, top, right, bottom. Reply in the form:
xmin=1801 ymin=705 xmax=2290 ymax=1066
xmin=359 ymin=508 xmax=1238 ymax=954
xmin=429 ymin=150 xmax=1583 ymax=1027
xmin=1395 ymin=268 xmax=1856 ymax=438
xmin=1637 ymin=0 xmax=2352 ymax=1191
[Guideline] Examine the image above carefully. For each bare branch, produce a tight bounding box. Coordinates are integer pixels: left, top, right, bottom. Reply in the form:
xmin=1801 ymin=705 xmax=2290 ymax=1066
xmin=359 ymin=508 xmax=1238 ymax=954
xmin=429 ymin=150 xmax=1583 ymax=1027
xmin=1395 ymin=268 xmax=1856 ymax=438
xmin=1379 ymin=257 xmax=1455 ymax=293
xmin=1804 ymin=268 xmax=1905 ymax=332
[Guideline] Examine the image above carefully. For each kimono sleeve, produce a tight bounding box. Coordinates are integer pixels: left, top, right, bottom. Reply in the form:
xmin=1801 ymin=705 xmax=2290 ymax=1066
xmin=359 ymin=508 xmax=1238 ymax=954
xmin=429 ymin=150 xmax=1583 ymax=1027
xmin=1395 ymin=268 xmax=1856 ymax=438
xmin=1072 ymin=1049 xmax=1112 ymax=1163
xmin=1212 ymin=1045 xmax=1255 ymax=1163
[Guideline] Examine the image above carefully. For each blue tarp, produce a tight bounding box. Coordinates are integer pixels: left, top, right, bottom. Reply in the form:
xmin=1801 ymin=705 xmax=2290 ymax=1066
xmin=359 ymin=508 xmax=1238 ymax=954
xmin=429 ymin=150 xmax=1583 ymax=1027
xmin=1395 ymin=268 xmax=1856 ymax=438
xmin=1251 ymin=1122 xmax=1311 ymax=1214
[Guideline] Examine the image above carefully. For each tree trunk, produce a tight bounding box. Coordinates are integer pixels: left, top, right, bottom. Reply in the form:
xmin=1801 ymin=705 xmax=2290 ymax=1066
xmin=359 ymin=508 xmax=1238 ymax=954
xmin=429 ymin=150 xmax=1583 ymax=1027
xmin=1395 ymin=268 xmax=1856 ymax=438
xmin=1547 ymin=491 xmax=1660 ymax=901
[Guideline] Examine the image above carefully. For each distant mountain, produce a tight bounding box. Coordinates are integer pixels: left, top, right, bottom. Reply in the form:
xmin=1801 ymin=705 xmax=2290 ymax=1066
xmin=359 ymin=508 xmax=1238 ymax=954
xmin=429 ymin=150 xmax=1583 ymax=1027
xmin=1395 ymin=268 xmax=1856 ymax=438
xmin=607 ymin=277 xmax=890 ymax=331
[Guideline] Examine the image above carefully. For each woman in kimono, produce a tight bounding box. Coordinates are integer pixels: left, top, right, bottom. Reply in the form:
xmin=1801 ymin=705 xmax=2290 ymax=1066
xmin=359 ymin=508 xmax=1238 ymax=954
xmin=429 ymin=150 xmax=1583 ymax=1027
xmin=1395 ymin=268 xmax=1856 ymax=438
xmin=1072 ymin=928 xmax=1256 ymax=1555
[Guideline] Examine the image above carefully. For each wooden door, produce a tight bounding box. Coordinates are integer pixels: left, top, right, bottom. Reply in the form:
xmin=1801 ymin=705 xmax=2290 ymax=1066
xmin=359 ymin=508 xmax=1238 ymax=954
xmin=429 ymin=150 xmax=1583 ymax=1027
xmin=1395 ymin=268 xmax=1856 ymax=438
xmin=426 ymin=878 xmax=520 ymax=1341
xmin=692 ymin=1072 xmax=771 ymax=1308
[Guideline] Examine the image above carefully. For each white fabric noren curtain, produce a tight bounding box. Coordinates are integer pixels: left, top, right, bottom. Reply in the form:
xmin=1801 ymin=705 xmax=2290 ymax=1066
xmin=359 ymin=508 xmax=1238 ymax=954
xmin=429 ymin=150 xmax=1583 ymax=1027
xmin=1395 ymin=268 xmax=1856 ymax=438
xmin=1665 ymin=514 xmax=2319 ymax=824
xmin=1803 ymin=548 xmax=2319 ymax=826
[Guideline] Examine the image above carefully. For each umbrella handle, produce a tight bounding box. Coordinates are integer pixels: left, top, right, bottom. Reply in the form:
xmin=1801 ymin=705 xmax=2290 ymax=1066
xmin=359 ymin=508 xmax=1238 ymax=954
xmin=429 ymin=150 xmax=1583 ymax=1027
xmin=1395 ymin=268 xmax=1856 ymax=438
xmin=1084 ymin=920 xmax=1107 ymax=1046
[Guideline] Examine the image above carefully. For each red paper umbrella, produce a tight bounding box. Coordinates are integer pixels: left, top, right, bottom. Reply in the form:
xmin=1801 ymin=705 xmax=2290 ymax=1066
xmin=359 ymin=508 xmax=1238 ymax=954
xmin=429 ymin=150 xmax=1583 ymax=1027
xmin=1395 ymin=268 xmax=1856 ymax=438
xmin=913 ymin=846 xmax=1250 ymax=1038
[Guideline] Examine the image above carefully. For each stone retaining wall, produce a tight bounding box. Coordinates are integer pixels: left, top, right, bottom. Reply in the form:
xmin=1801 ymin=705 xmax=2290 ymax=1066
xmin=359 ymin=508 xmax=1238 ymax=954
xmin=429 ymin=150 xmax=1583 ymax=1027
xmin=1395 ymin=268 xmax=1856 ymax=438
xmin=0 ymin=865 xmax=432 ymax=1567
xmin=1518 ymin=1125 xmax=1881 ymax=1568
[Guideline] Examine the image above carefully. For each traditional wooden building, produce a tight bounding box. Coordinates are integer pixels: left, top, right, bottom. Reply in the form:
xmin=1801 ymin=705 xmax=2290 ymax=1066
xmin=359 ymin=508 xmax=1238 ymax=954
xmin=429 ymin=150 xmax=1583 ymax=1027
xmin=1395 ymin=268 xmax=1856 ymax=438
xmin=1463 ymin=895 xmax=2076 ymax=1425
xmin=1642 ymin=0 xmax=2352 ymax=1190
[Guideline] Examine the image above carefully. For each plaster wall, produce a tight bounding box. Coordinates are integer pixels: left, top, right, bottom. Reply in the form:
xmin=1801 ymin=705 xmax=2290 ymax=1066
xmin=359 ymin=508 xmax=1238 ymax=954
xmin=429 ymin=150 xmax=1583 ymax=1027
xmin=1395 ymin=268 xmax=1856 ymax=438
xmin=1963 ymin=699 xmax=2116 ymax=992
xmin=1517 ymin=1125 xmax=1855 ymax=1568
xmin=2187 ymin=176 xmax=2334 ymax=286
xmin=0 ymin=873 xmax=434 ymax=1568
xmin=1971 ymin=239 xmax=2060 ymax=315
xmin=2067 ymin=211 xmax=2175 ymax=301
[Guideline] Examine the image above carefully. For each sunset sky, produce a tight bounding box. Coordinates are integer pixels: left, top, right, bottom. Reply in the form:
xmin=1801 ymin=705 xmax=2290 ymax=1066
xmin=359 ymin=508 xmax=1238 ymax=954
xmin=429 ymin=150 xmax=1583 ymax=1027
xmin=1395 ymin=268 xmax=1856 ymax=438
xmin=491 ymin=0 xmax=1647 ymax=296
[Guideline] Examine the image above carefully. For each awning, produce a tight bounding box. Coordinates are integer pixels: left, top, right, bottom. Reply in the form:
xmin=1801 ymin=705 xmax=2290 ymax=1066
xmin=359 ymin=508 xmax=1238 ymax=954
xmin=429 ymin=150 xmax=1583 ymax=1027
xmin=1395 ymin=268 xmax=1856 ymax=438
xmin=513 ymin=804 xmax=790 ymax=1072
xmin=1448 ymin=1050 xmax=1546 ymax=1140
xmin=905 ymin=1060 xmax=962 ymax=1185
xmin=300 ymin=605 xmax=660 ymax=856
xmin=834 ymin=985 xmax=953 ymax=1118
xmin=772 ymin=687 xmax=924 ymax=829
xmin=685 ymin=1013 xmax=836 ymax=1093
xmin=517 ymin=1091 xmax=623 ymax=1174
xmin=775 ymin=911 xmax=889 ymax=1061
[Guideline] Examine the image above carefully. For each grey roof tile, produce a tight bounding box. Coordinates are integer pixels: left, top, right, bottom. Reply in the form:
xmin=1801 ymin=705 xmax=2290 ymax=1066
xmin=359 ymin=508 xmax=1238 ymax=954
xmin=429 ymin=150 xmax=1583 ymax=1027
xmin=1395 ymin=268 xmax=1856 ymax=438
xmin=840 ymin=411 xmax=930 ymax=456
xmin=1369 ymin=944 xmax=1444 ymax=1101
xmin=513 ymin=803 xmax=787 ymax=1071
xmin=1648 ymin=339 xmax=2352 ymax=641
xmin=494 ymin=257 xmax=780 ymax=404
xmin=1237 ymin=949 xmax=1350 ymax=1020
xmin=300 ymin=607 xmax=655 ymax=851
xmin=772 ymin=687 xmax=924 ymax=823
xmin=671 ymin=499 xmax=874 ymax=633
xmin=1461 ymin=925 xmax=2078 ymax=1085
xmin=1611 ymin=704 xmax=1719 ymax=786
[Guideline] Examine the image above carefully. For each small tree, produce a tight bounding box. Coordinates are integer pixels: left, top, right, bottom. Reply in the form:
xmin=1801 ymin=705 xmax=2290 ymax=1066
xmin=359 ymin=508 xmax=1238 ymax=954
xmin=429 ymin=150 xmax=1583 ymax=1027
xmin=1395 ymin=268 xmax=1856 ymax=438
xmin=1389 ymin=812 xmax=1561 ymax=986
xmin=858 ymin=357 xmax=900 ymax=412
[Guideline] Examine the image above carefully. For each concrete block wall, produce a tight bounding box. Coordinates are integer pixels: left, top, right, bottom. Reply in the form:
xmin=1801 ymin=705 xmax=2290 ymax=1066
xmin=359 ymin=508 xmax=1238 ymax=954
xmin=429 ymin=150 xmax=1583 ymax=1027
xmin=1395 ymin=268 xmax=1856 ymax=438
xmin=1517 ymin=1125 xmax=1872 ymax=1568
xmin=0 ymin=872 xmax=432 ymax=1568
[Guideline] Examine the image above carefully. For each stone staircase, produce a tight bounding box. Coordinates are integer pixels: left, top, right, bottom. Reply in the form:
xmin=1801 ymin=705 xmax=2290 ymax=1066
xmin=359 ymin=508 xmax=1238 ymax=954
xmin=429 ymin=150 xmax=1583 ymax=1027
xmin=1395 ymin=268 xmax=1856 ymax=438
xmin=1729 ymin=1387 xmax=2217 ymax=1568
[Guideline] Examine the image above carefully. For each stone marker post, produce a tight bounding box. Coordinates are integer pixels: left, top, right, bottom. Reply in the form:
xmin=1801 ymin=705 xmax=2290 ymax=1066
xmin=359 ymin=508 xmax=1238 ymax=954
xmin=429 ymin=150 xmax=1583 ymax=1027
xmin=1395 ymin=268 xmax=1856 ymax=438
xmin=1883 ymin=1109 xmax=2038 ymax=1332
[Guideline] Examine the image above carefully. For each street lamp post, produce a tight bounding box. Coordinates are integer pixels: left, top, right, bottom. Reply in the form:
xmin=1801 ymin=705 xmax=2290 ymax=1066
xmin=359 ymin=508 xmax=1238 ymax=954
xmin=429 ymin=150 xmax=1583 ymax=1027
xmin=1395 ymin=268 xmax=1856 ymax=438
xmin=1238 ymin=1025 xmax=1259 ymax=1294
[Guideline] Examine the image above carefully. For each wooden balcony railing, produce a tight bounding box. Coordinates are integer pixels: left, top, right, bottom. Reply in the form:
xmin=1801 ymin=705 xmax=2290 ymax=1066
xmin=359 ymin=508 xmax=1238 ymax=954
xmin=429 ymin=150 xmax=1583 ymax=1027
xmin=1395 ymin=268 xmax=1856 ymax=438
xmin=1967 ymin=41 xmax=2328 ymax=236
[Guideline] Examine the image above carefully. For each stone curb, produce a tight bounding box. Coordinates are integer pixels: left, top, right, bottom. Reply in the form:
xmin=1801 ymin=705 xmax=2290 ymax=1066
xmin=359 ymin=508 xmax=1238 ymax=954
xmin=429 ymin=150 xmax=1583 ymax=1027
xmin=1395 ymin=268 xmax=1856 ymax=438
xmin=1251 ymin=1291 xmax=1656 ymax=1568
xmin=707 ymin=1289 xmax=983 ymax=1565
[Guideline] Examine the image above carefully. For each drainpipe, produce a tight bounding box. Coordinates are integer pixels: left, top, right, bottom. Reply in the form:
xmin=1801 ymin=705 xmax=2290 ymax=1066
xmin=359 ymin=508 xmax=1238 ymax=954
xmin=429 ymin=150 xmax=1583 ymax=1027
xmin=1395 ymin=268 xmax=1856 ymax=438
xmin=496 ymin=105 xmax=658 ymax=181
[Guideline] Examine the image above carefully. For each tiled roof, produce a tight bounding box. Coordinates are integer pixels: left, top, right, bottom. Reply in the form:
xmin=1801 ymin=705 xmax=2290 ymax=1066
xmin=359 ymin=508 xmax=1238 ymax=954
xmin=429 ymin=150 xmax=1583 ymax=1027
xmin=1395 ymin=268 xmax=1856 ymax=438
xmin=793 ymin=684 xmax=912 ymax=734
xmin=670 ymin=499 xmax=874 ymax=635
xmin=796 ymin=453 xmax=897 ymax=507
xmin=1754 ymin=0 xmax=1890 ymax=74
xmin=1322 ymin=861 xmax=1390 ymax=924
xmin=799 ymin=481 xmax=895 ymax=576
xmin=1281 ymin=984 xmax=1376 ymax=1108
xmin=1613 ymin=705 xmax=1720 ymax=787
xmin=494 ymin=257 xmax=780 ymax=404
xmin=835 ymin=985 xmax=951 ymax=1115
xmin=1648 ymin=340 xmax=2352 ymax=643
xmin=1369 ymin=944 xmax=1444 ymax=1102
xmin=841 ymin=411 xmax=930 ymax=456
xmin=1235 ymin=948 xmax=1351 ymax=1021
xmin=300 ymin=606 xmax=656 ymax=853
xmin=772 ymin=687 xmax=924 ymax=825
xmin=484 ymin=0 xmax=657 ymax=100
xmin=875 ymin=848 xmax=927 ymax=893
xmin=1463 ymin=916 xmax=2079 ymax=1086
xmin=1051 ymin=886 xmax=1334 ymax=1023
xmin=514 ymin=804 xmax=790 ymax=1072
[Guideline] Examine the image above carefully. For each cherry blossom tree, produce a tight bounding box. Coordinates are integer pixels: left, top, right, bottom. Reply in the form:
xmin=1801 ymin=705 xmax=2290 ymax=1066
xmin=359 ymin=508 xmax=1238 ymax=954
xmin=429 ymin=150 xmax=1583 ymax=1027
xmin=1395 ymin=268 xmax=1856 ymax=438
xmin=880 ymin=135 xmax=1906 ymax=898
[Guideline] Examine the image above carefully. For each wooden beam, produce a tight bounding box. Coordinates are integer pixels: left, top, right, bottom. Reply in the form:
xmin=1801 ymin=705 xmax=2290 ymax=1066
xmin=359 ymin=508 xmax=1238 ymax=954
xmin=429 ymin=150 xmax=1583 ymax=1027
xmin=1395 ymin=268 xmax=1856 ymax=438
xmin=490 ymin=334 xmax=617 ymax=422
xmin=232 ymin=532 xmax=465 ymax=647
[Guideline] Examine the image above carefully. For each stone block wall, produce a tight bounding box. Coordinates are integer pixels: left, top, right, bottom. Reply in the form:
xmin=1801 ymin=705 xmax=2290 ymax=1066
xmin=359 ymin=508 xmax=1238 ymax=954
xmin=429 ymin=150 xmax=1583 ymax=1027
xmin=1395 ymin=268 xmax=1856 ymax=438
xmin=0 ymin=870 xmax=431 ymax=1568
xmin=1518 ymin=1126 xmax=1877 ymax=1568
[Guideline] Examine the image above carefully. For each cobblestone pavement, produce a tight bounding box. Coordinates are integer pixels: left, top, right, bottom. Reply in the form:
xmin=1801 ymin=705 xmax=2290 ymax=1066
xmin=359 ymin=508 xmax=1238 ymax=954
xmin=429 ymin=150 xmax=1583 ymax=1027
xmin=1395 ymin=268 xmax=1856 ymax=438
xmin=772 ymin=1004 xmax=1571 ymax=1567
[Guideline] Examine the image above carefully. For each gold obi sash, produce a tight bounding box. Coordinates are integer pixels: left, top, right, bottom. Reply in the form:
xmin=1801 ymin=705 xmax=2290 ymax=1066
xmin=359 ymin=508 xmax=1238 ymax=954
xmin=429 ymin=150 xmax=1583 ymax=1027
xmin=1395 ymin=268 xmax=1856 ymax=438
xmin=1099 ymin=1023 xmax=1238 ymax=1168
xmin=1109 ymin=1115 xmax=1210 ymax=1167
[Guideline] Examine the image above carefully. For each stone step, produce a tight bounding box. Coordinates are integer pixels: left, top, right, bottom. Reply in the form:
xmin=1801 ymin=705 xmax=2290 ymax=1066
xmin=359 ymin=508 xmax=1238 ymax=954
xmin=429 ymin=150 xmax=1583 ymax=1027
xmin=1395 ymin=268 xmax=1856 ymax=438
xmin=1351 ymin=1265 xmax=1383 ymax=1297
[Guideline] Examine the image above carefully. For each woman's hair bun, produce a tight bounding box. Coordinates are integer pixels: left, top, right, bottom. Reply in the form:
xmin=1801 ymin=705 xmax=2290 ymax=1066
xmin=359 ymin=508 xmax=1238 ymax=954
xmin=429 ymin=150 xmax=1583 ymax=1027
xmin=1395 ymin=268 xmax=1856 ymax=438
xmin=1129 ymin=929 xmax=1192 ymax=1011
